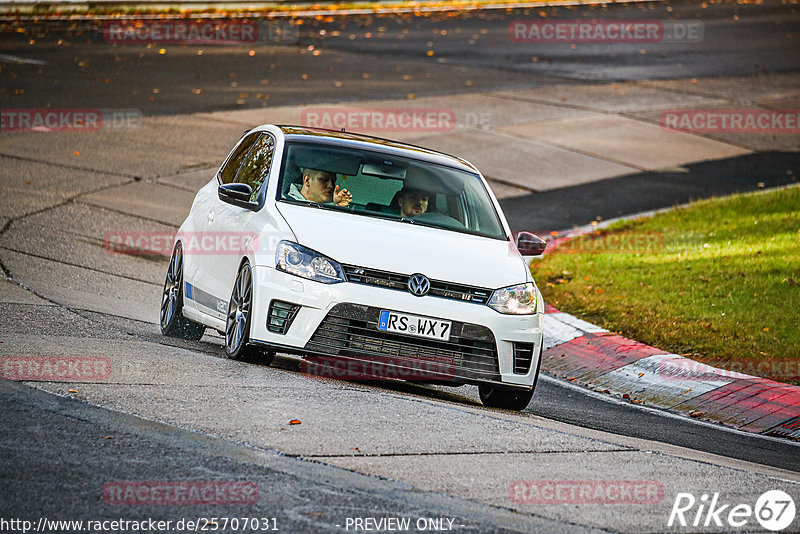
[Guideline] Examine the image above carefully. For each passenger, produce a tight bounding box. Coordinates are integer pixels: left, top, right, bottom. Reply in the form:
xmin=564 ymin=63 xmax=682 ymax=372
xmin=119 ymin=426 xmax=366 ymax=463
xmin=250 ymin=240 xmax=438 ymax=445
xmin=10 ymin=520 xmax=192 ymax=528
xmin=287 ymin=168 xmax=353 ymax=207
xmin=391 ymin=187 xmax=429 ymax=217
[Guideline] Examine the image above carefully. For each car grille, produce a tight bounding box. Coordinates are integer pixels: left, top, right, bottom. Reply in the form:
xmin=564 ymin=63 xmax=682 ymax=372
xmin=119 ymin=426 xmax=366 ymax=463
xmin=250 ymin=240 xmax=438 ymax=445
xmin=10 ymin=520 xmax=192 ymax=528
xmin=342 ymin=264 xmax=492 ymax=305
xmin=305 ymin=303 xmax=500 ymax=381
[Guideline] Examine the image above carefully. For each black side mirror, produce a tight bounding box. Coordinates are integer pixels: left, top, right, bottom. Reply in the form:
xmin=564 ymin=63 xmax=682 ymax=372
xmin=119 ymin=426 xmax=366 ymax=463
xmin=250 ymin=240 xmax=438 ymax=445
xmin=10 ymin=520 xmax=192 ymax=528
xmin=516 ymin=231 xmax=547 ymax=257
xmin=218 ymin=183 xmax=258 ymax=210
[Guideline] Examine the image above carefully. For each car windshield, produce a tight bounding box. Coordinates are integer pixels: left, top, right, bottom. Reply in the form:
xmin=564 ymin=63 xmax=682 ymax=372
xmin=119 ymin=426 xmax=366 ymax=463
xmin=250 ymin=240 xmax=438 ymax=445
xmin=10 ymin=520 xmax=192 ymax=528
xmin=277 ymin=141 xmax=506 ymax=240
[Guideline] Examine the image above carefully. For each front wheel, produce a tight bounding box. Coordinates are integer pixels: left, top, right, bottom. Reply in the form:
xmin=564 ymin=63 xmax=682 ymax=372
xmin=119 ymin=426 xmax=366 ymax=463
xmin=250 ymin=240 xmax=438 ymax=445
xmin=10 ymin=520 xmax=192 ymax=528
xmin=225 ymin=262 xmax=275 ymax=365
xmin=479 ymin=385 xmax=534 ymax=411
xmin=160 ymin=242 xmax=205 ymax=341
xmin=480 ymin=343 xmax=542 ymax=411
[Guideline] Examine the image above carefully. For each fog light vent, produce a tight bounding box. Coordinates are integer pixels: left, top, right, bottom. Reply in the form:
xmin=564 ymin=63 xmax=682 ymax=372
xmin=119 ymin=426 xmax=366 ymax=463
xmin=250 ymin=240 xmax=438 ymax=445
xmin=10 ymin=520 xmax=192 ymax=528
xmin=513 ymin=342 xmax=535 ymax=374
xmin=267 ymin=300 xmax=300 ymax=334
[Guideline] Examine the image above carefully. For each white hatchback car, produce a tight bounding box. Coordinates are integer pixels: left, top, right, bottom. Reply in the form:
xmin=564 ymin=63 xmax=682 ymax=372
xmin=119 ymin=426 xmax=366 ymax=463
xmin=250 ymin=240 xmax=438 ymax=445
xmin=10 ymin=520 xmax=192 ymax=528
xmin=160 ymin=125 xmax=546 ymax=410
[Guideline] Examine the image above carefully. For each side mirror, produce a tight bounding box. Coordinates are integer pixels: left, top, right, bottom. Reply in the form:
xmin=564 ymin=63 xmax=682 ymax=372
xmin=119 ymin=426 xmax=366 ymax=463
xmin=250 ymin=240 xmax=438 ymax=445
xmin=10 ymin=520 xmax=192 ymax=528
xmin=218 ymin=183 xmax=258 ymax=210
xmin=516 ymin=231 xmax=547 ymax=257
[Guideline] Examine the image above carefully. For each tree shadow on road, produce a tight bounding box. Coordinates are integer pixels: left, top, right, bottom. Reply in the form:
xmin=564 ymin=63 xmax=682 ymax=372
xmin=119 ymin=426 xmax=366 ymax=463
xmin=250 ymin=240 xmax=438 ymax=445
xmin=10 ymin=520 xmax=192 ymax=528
xmin=500 ymin=151 xmax=800 ymax=233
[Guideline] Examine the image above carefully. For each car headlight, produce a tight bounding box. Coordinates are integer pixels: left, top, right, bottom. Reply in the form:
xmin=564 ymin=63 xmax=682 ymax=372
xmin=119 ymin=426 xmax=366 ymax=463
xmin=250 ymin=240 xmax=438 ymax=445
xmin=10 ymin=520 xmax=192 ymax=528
xmin=488 ymin=282 xmax=538 ymax=315
xmin=276 ymin=241 xmax=346 ymax=284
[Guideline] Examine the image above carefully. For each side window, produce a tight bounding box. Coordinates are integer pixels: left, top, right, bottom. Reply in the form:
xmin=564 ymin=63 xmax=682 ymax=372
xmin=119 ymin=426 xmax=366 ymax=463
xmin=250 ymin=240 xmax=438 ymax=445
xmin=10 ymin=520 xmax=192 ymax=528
xmin=435 ymin=193 xmax=448 ymax=214
xmin=219 ymin=132 xmax=259 ymax=184
xmin=235 ymin=134 xmax=276 ymax=201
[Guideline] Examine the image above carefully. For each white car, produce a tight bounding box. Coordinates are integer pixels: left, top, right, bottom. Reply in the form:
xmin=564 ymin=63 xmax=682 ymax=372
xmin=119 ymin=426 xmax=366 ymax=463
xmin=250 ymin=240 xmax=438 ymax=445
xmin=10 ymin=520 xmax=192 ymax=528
xmin=160 ymin=125 xmax=547 ymax=410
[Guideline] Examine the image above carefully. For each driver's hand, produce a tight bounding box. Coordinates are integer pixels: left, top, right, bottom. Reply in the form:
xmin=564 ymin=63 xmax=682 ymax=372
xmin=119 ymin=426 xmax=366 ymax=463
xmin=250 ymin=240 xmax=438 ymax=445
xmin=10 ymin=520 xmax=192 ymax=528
xmin=334 ymin=185 xmax=353 ymax=207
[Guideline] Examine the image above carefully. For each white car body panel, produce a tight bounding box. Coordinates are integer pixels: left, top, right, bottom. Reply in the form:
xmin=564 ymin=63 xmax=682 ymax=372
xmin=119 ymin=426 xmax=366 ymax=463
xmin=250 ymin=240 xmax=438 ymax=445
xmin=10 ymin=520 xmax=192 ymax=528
xmin=275 ymin=202 xmax=529 ymax=289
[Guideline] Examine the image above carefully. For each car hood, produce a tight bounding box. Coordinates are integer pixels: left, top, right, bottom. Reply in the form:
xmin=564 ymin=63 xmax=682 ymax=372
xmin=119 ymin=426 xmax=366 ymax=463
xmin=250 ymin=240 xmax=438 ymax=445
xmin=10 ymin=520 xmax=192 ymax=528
xmin=276 ymin=203 xmax=529 ymax=289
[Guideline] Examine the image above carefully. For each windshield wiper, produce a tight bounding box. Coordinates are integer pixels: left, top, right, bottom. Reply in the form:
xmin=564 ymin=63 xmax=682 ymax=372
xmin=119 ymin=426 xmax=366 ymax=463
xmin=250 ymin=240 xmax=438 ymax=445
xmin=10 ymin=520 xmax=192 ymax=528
xmin=303 ymin=201 xmax=344 ymax=212
xmin=363 ymin=210 xmax=416 ymax=224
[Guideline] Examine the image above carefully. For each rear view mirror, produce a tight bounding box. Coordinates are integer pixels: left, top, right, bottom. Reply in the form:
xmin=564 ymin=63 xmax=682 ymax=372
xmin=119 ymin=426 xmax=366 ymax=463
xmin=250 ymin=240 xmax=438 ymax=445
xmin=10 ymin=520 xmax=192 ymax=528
xmin=516 ymin=231 xmax=547 ymax=257
xmin=218 ymin=183 xmax=258 ymax=210
xmin=362 ymin=160 xmax=407 ymax=179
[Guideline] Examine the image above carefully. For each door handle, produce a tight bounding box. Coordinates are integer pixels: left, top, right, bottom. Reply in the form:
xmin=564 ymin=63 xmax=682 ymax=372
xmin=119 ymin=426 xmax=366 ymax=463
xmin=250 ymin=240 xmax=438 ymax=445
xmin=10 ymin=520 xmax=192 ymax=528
xmin=207 ymin=210 xmax=215 ymax=222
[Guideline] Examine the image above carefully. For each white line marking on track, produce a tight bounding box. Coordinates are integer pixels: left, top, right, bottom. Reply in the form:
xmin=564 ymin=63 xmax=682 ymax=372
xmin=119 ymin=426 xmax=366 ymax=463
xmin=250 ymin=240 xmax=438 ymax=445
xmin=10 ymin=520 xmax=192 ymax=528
xmin=0 ymin=54 xmax=48 ymax=65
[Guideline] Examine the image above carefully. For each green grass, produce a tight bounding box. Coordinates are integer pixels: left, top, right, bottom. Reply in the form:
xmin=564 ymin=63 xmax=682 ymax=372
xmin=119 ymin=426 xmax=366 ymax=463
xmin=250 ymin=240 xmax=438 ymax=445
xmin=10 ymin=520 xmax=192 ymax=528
xmin=532 ymin=185 xmax=800 ymax=385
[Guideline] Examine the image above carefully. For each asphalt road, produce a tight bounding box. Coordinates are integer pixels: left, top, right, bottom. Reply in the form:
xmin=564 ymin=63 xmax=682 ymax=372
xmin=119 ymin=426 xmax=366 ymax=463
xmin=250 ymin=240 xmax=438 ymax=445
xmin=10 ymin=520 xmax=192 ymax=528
xmin=530 ymin=376 xmax=800 ymax=473
xmin=2 ymin=0 xmax=798 ymax=232
xmin=2 ymin=0 xmax=798 ymax=113
xmin=1 ymin=379 xmax=559 ymax=533
xmin=1 ymin=300 xmax=798 ymax=532
xmin=1 ymin=0 xmax=800 ymax=531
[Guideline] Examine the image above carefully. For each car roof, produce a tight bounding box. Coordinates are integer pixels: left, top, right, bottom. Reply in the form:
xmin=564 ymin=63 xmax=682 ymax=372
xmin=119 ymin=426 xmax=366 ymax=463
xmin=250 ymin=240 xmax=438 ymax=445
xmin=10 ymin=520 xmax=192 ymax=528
xmin=275 ymin=125 xmax=479 ymax=174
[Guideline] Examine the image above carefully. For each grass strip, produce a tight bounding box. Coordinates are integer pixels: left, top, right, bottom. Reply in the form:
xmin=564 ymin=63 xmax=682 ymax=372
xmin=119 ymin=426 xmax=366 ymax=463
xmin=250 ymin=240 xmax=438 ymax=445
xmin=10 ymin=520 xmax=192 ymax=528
xmin=532 ymin=185 xmax=800 ymax=385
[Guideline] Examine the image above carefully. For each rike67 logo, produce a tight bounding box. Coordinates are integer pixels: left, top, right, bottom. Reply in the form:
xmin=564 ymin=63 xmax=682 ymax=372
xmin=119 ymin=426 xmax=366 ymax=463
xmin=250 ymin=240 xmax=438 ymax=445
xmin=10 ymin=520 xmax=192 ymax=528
xmin=668 ymin=490 xmax=796 ymax=531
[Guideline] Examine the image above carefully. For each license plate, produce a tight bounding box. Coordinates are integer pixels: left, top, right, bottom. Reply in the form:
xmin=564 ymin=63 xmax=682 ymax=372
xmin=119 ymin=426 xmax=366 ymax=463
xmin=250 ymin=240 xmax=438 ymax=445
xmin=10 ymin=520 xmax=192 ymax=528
xmin=377 ymin=310 xmax=452 ymax=341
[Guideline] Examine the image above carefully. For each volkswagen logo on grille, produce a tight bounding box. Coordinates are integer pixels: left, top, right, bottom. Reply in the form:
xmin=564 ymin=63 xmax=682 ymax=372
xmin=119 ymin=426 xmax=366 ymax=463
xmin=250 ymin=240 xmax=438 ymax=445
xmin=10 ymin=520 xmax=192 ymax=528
xmin=407 ymin=273 xmax=430 ymax=297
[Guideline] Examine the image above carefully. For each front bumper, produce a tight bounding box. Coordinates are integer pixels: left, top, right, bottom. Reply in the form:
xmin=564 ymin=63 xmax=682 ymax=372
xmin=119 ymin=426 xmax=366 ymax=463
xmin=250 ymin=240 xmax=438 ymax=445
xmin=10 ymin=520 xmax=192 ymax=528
xmin=250 ymin=266 xmax=543 ymax=388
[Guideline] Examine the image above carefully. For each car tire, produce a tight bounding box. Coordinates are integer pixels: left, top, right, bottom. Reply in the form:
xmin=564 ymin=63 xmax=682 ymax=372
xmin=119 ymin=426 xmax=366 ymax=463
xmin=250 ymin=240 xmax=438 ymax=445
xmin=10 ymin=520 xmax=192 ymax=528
xmin=479 ymin=343 xmax=542 ymax=410
xmin=160 ymin=242 xmax=206 ymax=341
xmin=225 ymin=261 xmax=276 ymax=365
xmin=478 ymin=384 xmax=534 ymax=411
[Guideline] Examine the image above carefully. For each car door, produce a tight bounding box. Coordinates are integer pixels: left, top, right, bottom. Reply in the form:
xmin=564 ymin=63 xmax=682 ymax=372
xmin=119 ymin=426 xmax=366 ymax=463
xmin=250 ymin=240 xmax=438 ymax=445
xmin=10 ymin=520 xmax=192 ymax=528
xmin=184 ymin=131 xmax=260 ymax=320
xmin=204 ymin=132 xmax=277 ymax=320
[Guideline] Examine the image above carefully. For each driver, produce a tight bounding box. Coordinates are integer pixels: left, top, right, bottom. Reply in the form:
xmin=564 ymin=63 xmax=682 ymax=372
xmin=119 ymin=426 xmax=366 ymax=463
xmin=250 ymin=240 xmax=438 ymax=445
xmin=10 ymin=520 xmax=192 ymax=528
xmin=392 ymin=187 xmax=429 ymax=217
xmin=287 ymin=168 xmax=353 ymax=207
